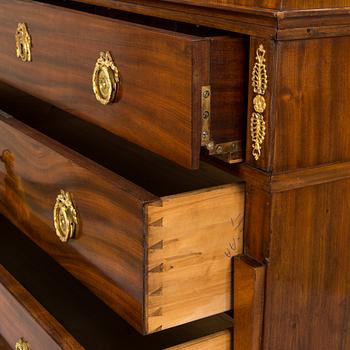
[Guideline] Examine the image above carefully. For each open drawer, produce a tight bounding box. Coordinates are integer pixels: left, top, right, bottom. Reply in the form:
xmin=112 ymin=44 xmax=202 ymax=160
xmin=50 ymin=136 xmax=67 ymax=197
xmin=0 ymin=0 xmax=247 ymax=169
xmin=0 ymin=215 xmax=233 ymax=349
xmin=0 ymin=84 xmax=244 ymax=334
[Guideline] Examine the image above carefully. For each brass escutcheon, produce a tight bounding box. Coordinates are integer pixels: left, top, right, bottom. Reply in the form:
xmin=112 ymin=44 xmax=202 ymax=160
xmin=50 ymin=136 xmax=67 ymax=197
xmin=15 ymin=338 xmax=30 ymax=350
xmin=92 ymin=51 xmax=120 ymax=105
xmin=15 ymin=23 xmax=32 ymax=62
xmin=53 ymin=190 xmax=78 ymax=242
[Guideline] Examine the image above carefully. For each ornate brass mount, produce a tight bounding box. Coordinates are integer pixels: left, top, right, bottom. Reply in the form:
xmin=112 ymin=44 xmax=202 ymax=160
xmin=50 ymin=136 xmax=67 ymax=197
xmin=93 ymin=51 xmax=120 ymax=105
xmin=53 ymin=190 xmax=78 ymax=242
xmin=15 ymin=23 xmax=32 ymax=62
xmin=16 ymin=338 xmax=30 ymax=350
xmin=201 ymin=86 xmax=242 ymax=163
xmin=251 ymin=44 xmax=268 ymax=161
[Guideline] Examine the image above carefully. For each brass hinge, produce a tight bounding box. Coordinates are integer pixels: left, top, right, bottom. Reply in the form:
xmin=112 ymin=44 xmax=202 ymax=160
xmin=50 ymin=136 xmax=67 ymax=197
xmin=201 ymin=86 xmax=242 ymax=164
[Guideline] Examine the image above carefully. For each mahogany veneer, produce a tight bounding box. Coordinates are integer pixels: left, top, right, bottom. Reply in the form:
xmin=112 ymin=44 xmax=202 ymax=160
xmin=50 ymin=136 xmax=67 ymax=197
xmin=153 ymin=0 xmax=350 ymax=10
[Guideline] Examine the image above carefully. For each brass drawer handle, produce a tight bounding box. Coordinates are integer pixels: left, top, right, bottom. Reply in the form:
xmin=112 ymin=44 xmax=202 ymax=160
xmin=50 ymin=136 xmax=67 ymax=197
xmin=53 ymin=190 xmax=78 ymax=242
xmin=15 ymin=23 xmax=32 ymax=62
xmin=93 ymin=51 xmax=120 ymax=105
xmin=16 ymin=338 xmax=30 ymax=350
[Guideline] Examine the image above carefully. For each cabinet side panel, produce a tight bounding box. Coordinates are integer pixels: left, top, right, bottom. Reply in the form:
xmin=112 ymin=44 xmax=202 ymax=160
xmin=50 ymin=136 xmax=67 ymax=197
xmin=264 ymin=180 xmax=350 ymax=349
xmin=274 ymin=37 xmax=350 ymax=172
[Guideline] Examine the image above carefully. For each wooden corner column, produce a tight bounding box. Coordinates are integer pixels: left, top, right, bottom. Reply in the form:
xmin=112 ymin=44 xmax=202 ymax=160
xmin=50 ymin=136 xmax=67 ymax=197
xmin=240 ymin=18 xmax=350 ymax=349
xmin=233 ymin=256 xmax=265 ymax=350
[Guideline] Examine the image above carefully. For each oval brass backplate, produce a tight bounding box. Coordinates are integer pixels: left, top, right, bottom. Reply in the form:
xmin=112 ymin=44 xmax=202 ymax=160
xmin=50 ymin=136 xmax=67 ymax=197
xmin=53 ymin=190 xmax=78 ymax=242
xmin=16 ymin=338 xmax=30 ymax=350
xmin=92 ymin=51 xmax=120 ymax=105
xmin=15 ymin=23 xmax=32 ymax=62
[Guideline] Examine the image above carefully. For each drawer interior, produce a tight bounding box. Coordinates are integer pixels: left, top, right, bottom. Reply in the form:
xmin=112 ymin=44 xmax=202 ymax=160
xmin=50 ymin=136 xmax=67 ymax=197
xmin=0 ymin=82 xmax=240 ymax=197
xmin=0 ymin=215 xmax=232 ymax=349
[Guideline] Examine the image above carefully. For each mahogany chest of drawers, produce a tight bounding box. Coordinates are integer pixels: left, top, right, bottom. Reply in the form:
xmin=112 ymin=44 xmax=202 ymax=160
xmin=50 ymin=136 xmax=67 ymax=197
xmin=1 ymin=0 xmax=350 ymax=349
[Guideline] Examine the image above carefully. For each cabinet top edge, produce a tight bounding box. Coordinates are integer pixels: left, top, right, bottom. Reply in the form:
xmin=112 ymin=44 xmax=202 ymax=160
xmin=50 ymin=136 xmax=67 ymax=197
xmin=66 ymin=0 xmax=350 ymax=39
xmin=69 ymin=0 xmax=350 ymax=17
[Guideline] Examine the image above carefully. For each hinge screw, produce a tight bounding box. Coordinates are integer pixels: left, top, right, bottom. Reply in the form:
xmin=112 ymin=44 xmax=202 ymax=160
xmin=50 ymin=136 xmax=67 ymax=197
xmin=207 ymin=141 xmax=214 ymax=151
xmin=202 ymin=131 xmax=209 ymax=140
xmin=203 ymin=90 xmax=210 ymax=98
xmin=232 ymin=143 xmax=239 ymax=152
xmin=202 ymin=111 xmax=210 ymax=119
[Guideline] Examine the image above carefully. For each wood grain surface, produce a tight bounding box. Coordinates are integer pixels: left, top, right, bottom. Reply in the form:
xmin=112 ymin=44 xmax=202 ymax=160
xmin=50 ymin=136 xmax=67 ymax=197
xmin=0 ymin=0 xmax=246 ymax=168
xmin=0 ymin=85 xmax=244 ymax=333
xmin=68 ymin=0 xmax=278 ymax=39
xmin=67 ymin=0 xmax=350 ymax=42
xmin=239 ymin=29 xmax=350 ymax=349
xmin=272 ymin=37 xmax=350 ymax=172
xmin=72 ymin=0 xmax=350 ymax=11
xmin=246 ymin=36 xmax=350 ymax=172
xmin=175 ymin=0 xmax=350 ymax=10
xmin=166 ymin=330 xmax=231 ymax=349
xmin=0 ymin=335 xmax=10 ymax=350
xmin=263 ymin=179 xmax=350 ymax=349
xmin=0 ymin=112 xmax=149 ymax=332
xmin=209 ymin=37 xmax=247 ymax=144
xmin=233 ymin=256 xmax=265 ymax=350
xmin=0 ymin=215 xmax=233 ymax=349
xmin=146 ymin=185 xmax=244 ymax=333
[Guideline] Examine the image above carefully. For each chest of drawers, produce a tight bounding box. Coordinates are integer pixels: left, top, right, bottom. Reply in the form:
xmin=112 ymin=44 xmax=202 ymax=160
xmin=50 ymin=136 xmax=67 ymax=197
xmin=1 ymin=0 xmax=350 ymax=349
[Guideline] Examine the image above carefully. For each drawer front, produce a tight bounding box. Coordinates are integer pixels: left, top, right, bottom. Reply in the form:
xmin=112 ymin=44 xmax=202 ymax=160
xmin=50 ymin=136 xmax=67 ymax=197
xmin=0 ymin=0 xmax=246 ymax=169
xmin=0 ymin=108 xmax=244 ymax=334
xmin=0 ymin=267 xmax=82 ymax=350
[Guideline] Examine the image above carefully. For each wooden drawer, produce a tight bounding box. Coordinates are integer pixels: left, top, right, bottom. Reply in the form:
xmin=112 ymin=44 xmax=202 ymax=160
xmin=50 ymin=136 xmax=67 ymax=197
xmin=0 ymin=215 xmax=233 ymax=349
xmin=0 ymin=0 xmax=247 ymax=169
xmin=0 ymin=85 xmax=244 ymax=334
xmin=0 ymin=267 xmax=83 ymax=350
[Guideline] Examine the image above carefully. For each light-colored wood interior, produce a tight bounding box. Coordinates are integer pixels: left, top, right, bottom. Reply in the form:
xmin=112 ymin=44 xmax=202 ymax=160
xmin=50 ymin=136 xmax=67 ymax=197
xmin=146 ymin=184 xmax=244 ymax=333
xmin=166 ymin=330 xmax=231 ymax=350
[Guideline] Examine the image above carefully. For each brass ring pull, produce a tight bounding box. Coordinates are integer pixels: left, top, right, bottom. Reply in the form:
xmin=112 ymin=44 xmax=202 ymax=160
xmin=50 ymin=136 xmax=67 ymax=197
xmin=15 ymin=23 xmax=32 ymax=62
xmin=92 ymin=51 xmax=120 ymax=105
xmin=16 ymin=338 xmax=30 ymax=350
xmin=53 ymin=190 xmax=78 ymax=242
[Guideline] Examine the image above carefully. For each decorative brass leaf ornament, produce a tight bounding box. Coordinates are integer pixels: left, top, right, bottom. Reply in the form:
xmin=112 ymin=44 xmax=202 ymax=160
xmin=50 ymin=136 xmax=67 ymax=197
xmin=251 ymin=112 xmax=266 ymax=161
xmin=251 ymin=44 xmax=268 ymax=161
